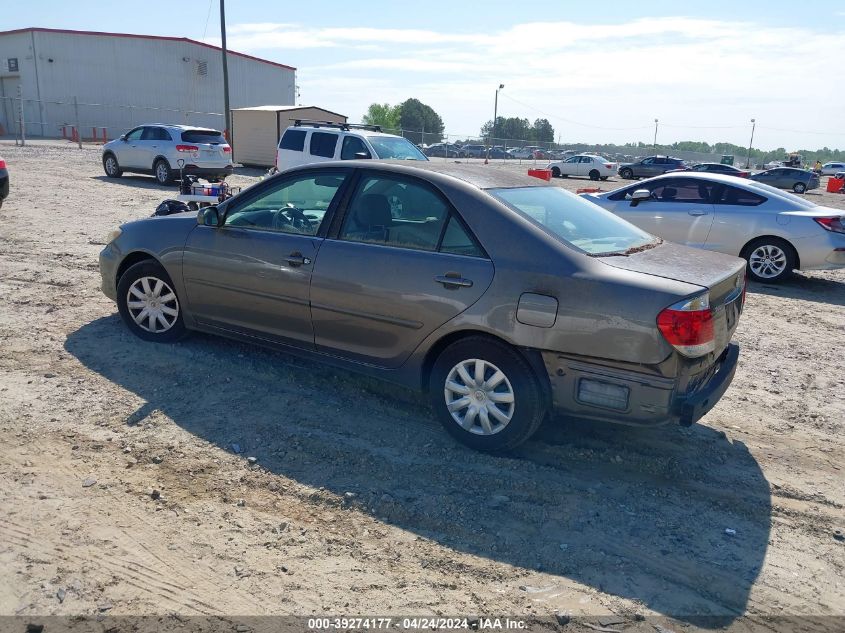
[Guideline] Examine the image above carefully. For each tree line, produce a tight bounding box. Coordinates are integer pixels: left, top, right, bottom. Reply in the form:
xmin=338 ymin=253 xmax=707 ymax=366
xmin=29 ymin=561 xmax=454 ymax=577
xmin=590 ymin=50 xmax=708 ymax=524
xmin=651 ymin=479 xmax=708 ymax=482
xmin=362 ymin=99 xmax=842 ymax=161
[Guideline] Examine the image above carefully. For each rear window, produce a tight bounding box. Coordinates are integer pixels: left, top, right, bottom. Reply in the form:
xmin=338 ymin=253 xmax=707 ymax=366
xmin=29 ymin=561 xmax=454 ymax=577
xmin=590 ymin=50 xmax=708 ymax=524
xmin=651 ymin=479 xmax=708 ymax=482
xmin=181 ymin=129 xmax=226 ymax=143
xmin=717 ymin=185 xmax=766 ymax=207
xmin=489 ymin=186 xmax=656 ymax=256
xmin=310 ymin=132 xmax=339 ymax=158
xmin=279 ymin=129 xmax=306 ymax=151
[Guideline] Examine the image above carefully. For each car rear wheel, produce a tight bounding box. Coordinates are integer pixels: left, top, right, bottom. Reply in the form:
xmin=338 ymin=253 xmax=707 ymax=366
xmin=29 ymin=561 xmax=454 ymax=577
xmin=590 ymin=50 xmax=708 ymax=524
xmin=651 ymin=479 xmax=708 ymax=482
xmin=429 ymin=336 xmax=547 ymax=452
xmin=117 ymin=261 xmax=188 ymax=342
xmin=742 ymin=237 xmax=796 ymax=283
xmin=620 ymin=167 xmax=633 ymax=179
xmin=600 ymin=176 xmax=609 ymax=181
xmin=551 ymin=166 xmax=561 ymax=178
xmin=103 ymin=153 xmax=122 ymax=178
xmin=154 ymin=159 xmax=173 ymax=186
xmin=589 ymin=169 xmax=600 ymax=181
xmin=793 ymin=182 xmax=806 ymax=193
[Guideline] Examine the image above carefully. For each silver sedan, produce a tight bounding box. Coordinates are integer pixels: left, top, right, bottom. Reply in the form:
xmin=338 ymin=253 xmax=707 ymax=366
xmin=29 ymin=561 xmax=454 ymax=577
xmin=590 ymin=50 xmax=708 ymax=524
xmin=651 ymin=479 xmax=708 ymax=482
xmin=581 ymin=172 xmax=845 ymax=282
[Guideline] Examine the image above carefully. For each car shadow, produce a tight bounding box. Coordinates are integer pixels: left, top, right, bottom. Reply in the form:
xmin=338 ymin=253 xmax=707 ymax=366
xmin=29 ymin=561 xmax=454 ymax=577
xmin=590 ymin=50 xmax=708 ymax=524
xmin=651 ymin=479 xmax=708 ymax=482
xmin=65 ymin=317 xmax=771 ymax=627
xmin=748 ymin=273 xmax=845 ymax=307
xmin=90 ymin=174 xmax=170 ymax=191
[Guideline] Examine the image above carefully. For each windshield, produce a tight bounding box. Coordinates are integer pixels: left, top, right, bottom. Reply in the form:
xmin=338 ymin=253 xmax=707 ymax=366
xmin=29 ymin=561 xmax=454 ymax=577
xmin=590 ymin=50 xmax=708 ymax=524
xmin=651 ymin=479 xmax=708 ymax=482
xmin=367 ymin=136 xmax=427 ymax=161
xmin=488 ymin=186 xmax=657 ymax=256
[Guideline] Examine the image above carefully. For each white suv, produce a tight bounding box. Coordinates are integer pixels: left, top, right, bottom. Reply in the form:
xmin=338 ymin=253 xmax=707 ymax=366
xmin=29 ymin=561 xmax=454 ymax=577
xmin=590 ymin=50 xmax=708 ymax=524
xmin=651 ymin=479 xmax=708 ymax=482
xmin=275 ymin=121 xmax=427 ymax=172
xmin=102 ymin=124 xmax=233 ymax=185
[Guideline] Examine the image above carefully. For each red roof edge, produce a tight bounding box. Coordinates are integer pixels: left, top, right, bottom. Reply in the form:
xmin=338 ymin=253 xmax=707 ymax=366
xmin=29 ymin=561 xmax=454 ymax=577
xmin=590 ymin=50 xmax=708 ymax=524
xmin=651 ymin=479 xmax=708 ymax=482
xmin=0 ymin=27 xmax=296 ymax=72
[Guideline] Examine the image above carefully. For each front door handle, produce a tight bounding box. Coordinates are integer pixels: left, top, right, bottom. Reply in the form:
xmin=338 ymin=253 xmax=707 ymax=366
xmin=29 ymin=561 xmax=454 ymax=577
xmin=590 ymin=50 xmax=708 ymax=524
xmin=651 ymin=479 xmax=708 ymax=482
xmin=286 ymin=252 xmax=311 ymax=267
xmin=435 ymin=274 xmax=473 ymax=289
xmin=688 ymin=209 xmax=709 ymax=216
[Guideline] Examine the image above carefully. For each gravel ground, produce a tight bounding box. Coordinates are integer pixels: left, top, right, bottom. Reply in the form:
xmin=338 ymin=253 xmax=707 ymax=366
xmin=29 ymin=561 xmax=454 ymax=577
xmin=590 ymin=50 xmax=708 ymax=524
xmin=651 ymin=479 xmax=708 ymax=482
xmin=0 ymin=141 xmax=844 ymax=631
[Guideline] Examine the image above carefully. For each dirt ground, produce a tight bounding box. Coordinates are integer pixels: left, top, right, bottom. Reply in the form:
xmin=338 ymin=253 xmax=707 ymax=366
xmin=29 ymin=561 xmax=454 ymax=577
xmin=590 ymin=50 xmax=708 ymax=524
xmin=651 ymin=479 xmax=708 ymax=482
xmin=1 ymin=141 xmax=844 ymax=631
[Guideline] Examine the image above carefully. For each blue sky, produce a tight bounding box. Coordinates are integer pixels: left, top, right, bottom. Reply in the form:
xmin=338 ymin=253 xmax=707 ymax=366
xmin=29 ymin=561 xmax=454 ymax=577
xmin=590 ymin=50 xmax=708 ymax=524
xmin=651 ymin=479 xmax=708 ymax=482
xmin=6 ymin=1 xmax=845 ymax=149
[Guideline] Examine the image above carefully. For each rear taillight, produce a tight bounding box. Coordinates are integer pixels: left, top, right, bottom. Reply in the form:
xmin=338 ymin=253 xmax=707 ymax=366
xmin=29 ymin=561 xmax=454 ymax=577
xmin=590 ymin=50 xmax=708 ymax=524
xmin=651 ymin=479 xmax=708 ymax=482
xmin=0 ymin=159 xmax=6 ymax=169
xmin=176 ymin=145 xmax=198 ymax=152
xmin=657 ymin=293 xmax=715 ymax=358
xmin=221 ymin=145 xmax=231 ymax=154
xmin=605 ymin=164 xmax=613 ymax=169
xmin=813 ymin=216 xmax=845 ymax=234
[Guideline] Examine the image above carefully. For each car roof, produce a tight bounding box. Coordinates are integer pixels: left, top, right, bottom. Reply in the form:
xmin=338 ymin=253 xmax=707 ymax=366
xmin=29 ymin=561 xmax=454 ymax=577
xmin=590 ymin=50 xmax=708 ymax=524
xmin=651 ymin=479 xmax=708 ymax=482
xmin=290 ymin=160 xmax=550 ymax=189
xmin=141 ymin=124 xmax=220 ymax=132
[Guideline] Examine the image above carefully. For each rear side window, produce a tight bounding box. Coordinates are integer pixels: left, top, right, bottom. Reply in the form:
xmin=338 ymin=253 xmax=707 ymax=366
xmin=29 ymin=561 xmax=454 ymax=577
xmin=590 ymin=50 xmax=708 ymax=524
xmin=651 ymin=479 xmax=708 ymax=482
xmin=310 ymin=132 xmax=338 ymax=158
xmin=718 ymin=186 xmax=766 ymax=206
xmin=181 ymin=129 xmax=226 ymax=143
xmin=279 ymin=129 xmax=306 ymax=151
xmin=440 ymin=215 xmax=484 ymax=258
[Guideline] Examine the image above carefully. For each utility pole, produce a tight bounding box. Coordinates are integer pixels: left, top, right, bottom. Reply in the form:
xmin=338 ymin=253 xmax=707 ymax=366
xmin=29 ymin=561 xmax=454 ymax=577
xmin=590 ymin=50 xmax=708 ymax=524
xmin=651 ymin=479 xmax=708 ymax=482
xmin=220 ymin=0 xmax=231 ymax=145
xmin=653 ymin=118 xmax=658 ymax=151
xmin=746 ymin=118 xmax=756 ymax=169
xmin=485 ymin=83 xmax=504 ymax=164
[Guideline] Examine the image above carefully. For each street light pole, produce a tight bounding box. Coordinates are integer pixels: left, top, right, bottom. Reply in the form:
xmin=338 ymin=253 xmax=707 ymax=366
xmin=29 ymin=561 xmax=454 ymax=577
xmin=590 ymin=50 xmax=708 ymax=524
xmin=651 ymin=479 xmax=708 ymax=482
xmin=653 ymin=118 xmax=658 ymax=151
xmin=746 ymin=118 xmax=756 ymax=169
xmin=485 ymin=83 xmax=504 ymax=164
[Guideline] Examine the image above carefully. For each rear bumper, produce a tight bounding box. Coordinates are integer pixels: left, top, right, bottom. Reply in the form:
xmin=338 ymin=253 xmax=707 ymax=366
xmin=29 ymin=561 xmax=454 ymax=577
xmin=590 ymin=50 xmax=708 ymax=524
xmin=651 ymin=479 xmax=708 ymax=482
xmin=541 ymin=343 xmax=739 ymax=427
xmin=181 ymin=164 xmax=234 ymax=178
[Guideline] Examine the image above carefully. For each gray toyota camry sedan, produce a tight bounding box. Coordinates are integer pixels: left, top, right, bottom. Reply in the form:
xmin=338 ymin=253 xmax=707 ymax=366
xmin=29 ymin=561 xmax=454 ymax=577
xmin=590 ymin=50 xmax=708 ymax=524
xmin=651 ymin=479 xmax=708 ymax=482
xmin=99 ymin=161 xmax=746 ymax=452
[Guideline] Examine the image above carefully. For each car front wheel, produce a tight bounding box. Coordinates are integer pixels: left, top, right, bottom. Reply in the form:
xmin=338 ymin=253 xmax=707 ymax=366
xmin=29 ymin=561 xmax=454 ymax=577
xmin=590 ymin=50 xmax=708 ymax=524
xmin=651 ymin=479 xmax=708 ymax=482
xmin=551 ymin=166 xmax=561 ymax=178
xmin=742 ymin=237 xmax=796 ymax=283
xmin=103 ymin=153 xmax=122 ymax=178
xmin=429 ymin=336 xmax=547 ymax=452
xmin=117 ymin=260 xmax=188 ymax=342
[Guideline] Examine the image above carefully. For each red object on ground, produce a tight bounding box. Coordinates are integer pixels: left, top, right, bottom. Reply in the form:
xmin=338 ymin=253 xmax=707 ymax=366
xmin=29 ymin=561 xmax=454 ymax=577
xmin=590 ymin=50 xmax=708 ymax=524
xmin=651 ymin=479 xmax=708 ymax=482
xmin=826 ymin=177 xmax=844 ymax=193
xmin=527 ymin=168 xmax=551 ymax=181
xmin=576 ymin=187 xmax=603 ymax=194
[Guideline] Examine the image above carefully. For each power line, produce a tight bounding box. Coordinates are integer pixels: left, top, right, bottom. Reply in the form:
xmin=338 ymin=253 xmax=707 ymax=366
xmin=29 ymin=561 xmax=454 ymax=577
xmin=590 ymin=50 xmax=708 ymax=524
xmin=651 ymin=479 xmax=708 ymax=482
xmin=498 ymin=93 xmax=651 ymax=131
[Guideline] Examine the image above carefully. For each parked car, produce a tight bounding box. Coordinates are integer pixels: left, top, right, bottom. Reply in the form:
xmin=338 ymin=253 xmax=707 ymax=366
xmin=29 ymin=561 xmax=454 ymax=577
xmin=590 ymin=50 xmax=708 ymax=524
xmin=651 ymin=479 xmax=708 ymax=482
xmin=618 ymin=156 xmax=686 ymax=180
xmin=99 ymin=161 xmax=744 ymax=451
xmin=0 ymin=155 xmax=7 ymax=209
xmin=819 ymin=162 xmax=845 ymax=176
xmin=102 ymin=124 xmax=234 ymax=185
xmin=461 ymin=144 xmax=487 ymax=158
xmin=548 ymin=154 xmax=617 ymax=181
xmin=511 ymin=146 xmax=547 ymax=160
xmin=276 ymin=121 xmax=428 ymax=172
xmin=581 ymin=172 xmax=845 ymax=282
xmin=425 ymin=143 xmax=463 ymax=158
xmin=677 ymin=163 xmax=750 ymax=178
xmin=749 ymin=167 xmax=820 ymax=194
xmin=486 ymin=147 xmax=514 ymax=159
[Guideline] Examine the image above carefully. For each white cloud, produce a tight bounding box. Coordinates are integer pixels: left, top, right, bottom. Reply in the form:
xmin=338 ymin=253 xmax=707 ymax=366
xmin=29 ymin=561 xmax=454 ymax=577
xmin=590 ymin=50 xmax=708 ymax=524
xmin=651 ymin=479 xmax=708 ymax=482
xmin=222 ymin=18 xmax=845 ymax=147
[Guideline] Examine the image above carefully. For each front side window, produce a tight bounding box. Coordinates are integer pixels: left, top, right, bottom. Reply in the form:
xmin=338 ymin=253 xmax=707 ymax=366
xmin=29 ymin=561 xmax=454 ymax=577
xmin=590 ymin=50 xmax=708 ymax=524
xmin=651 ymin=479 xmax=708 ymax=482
xmin=642 ymin=158 xmax=654 ymax=165
xmin=339 ymin=175 xmax=451 ymax=251
xmin=125 ymin=128 xmax=144 ymax=141
xmin=488 ymin=186 xmax=656 ymax=256
xmin=310 ymin=132 xmax=338 ymax=158
xmin=279 ymin=129 xmax=306 ymax=151
xmin=646 ymin=178 xmax=715 ymax=204
xmin=365 ymin=136 xmax=427 ymax=160
xmin=565 ymin=157 xmax=579 ymax=164
xmin=224 ymin=172 xmax=347 ymax=235
xmin=341 ymin=136 xmax=371 ymax=160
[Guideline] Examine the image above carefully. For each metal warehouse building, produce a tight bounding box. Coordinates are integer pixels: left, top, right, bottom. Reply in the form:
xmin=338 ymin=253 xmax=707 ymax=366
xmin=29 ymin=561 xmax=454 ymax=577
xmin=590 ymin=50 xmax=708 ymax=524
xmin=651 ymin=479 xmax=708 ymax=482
xmin=0 ymin=27 xmax=296 ymax=139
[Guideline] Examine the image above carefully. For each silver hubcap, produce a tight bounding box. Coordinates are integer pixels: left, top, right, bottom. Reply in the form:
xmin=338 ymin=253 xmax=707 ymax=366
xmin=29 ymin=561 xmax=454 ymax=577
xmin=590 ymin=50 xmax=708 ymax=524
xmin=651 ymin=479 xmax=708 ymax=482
xmin=106 ymin=157 xmax=117 ymax=174
xmin=126 ymin=276 xmax=179 ymax=333
xmin=444 ymin=359 xmax=515 ymax=435
xmin=156 ymin=164 xmax=168 ymax=181
xmin=749 ymin=245 xmax=787 ymax=279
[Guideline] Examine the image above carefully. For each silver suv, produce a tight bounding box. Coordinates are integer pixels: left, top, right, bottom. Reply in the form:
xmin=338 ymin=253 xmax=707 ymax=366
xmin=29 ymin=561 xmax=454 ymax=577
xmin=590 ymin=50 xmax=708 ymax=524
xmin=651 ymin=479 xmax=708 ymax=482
xmin=102 ymin=124 xmax=234 ymax=185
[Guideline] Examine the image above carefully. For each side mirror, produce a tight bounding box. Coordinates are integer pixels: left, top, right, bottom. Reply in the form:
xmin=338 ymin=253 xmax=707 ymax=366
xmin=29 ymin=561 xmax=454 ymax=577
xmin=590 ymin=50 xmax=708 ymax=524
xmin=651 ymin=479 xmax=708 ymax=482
xmin=120 ymin=135 xmax=128 ymax=142
xmin=198 ymin=206 xmax=220 ymax=227
xmin=630 ymin=189 xmax=652 ymax=206
xmin=354 ymin=152 xmax=371 ymax=160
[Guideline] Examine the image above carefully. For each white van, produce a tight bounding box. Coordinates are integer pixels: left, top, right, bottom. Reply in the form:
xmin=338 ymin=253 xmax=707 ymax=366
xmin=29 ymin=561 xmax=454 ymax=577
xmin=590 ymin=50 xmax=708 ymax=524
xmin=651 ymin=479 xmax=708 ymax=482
xmin=275 ymin=121 xmax=428 ymax=172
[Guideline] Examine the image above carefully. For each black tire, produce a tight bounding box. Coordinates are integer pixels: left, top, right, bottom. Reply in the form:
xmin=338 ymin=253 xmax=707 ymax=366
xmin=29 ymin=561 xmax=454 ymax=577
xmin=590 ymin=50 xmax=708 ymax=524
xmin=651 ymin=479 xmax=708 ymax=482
xmin=116 ymin=260 xmax=189 ymax=343
xmin=741 ymin=237 xmax=796 ymax=283
xmin=589 ymin=169 xmax=600 ymax=181
xmin=429 ymin=336 xmax=547 ymax=452
xmin=103 ymin=153 xmax=122 ymax=178
xmin=793 ymin=182 xmax=806 ymax=194
xmin=620 ymin=167 xmax=633 ymax=179
xmin=153 ymin=159 xmax=173 ymax=186
xmin=551 ymin=166 xmax=561 ymax=178
xmin=600 ymin=176 xmax=609 ymax=181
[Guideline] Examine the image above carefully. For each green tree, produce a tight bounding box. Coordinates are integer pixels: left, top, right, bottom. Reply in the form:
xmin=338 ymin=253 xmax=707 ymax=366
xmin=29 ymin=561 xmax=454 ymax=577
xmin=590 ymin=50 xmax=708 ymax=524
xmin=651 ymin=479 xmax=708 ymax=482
xmin=398 ymin=98 xmax=445 ymax=145
xmin=362 ymin=103 xmax=402 ymax=133
xmin=532 ymin=118 xmax=555 ymax=144
xmin=481 ymin=116 xmax=532 ymax=144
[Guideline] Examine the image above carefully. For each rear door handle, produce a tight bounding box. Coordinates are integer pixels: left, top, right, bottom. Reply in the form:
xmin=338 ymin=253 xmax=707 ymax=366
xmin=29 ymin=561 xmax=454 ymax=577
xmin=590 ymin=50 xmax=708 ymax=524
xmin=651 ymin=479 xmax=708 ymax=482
xmin=435 ymin=274 xmax=473 ymax=288
xmin=688 ymin=209 xmax=709 ymax=216
xmin=286 ymin=252 xmax=311 ymax=267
